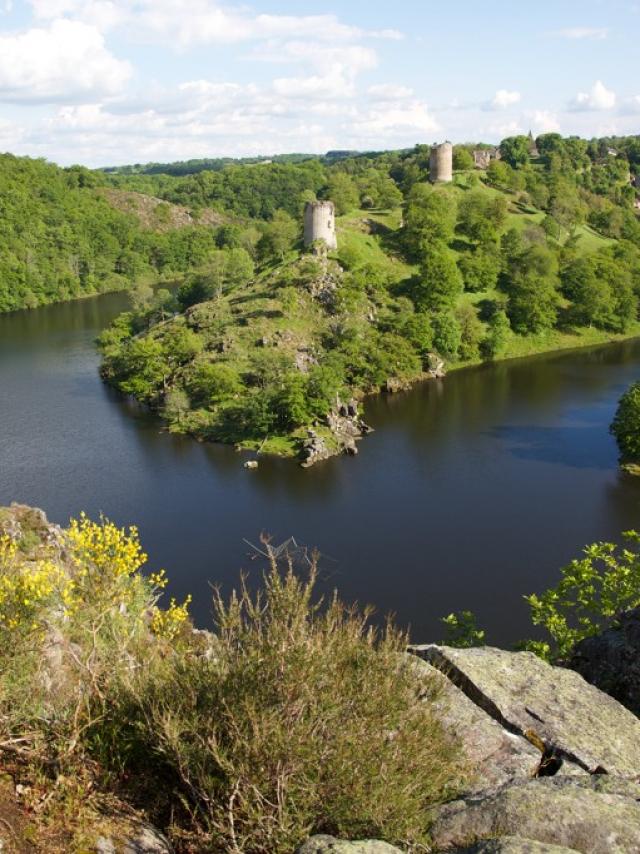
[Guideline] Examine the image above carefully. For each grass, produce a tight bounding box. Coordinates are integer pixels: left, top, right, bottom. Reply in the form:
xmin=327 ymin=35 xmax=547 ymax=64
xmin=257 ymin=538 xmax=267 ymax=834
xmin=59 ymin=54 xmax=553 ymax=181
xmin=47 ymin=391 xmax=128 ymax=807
xmin=0 ymin=511 xmax=470 ymax=852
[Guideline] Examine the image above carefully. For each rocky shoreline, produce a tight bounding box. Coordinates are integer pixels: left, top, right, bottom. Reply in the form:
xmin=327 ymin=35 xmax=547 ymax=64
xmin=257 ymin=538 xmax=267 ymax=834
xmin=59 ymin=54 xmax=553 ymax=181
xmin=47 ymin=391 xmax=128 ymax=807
xmin=299 ymin=354 xmax=446 ymax=468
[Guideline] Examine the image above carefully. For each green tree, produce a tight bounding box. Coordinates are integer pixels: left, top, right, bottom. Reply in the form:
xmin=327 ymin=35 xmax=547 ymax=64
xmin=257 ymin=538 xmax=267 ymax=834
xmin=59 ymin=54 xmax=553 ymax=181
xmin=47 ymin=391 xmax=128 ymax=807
xmin=481 ymin=309 xmax=511 ymax=359
xmin=525 ymin=532 xmax=640 ymax=660
xmin=414 ymin=243 xmax=463 ymax=311
xmin=455 ymin=304 xmax=483 ymax=360
xmin=273 ymin=373 xmax=311 ymax=430
xmin=499 ymin=135 xmax=532 ymax=168
xmin=432 ymin=310 xmax=461 ymax=358
xmin=224 ymin=248 xmax=255 ymax=290
xmin=258 ymin=210 xmax=299 ymax=260
xmin=611 ymin=381 xmax=640 ymax=464
xmin=457 ymin=191 xmax=506 ymax=244
xmin=453 ymin=147 xmax=474 ymax=171
xmin=187 ymin=362 xmax=242 ymax=407
xmin=404 ymin=185 xmax=457 ymax=255
xmin=458 ymin=248 xmax=500 ymax=292
xmin=505 ymin=246 xmax=560 ymax=333
xmin=325 ymin=172 xmax=360 ymax=215
xmin=116 ymin=337 xmax=168 ymax=401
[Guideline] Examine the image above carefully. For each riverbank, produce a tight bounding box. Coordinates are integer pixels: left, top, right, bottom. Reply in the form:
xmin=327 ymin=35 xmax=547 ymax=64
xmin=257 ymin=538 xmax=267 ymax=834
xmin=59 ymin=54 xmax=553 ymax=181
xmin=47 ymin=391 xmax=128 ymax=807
xmin=244 ymin=323 xmax=640 ymax=464
xmin=6 ymin=285 xmax=640 ymax=645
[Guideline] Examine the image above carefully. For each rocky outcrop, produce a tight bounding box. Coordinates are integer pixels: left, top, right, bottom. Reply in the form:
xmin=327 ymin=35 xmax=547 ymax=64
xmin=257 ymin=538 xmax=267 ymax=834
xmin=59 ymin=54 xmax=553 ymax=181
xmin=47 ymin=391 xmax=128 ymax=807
xmin=410 ymin=657 xmax=541 ymax=792
xmin=0 ymin=502 xmax=64 ymax=556
xmin=300 ymin=430 xmax=334 ymax=467
xmin=429 ymin=777 xmax=640 ymax=854
xmin=295 ymin=837 xmax=401 ymax=854
xmin=448 ymin=838 xmax=580 ymax=853
xmin=304 ymin=258 xmax=342 ymax=311
xmin=95 ymin=823 xmax=174 ymax=853
xmin=410 ymin=645 xmax=640 ymax=776
xmin=567 ymin=608 xmax=640 ymax=717
xmin=300 ymin=401 xmax=373 ymax=467
xmin=426 ymin=352 xmax=446 ymax=379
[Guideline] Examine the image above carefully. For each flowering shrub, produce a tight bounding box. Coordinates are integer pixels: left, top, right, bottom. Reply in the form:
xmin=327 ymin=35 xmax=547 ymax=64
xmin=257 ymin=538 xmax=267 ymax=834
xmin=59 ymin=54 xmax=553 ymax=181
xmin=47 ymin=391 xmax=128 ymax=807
xmin=0 ymin=534 xmax=70 ymax=636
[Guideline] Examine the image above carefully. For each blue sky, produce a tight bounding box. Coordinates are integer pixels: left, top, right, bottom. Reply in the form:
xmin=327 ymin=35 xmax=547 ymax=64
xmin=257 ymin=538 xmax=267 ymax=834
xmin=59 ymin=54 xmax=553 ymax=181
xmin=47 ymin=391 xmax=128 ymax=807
xmin=0 ymin=0 xmax=638 ymax=166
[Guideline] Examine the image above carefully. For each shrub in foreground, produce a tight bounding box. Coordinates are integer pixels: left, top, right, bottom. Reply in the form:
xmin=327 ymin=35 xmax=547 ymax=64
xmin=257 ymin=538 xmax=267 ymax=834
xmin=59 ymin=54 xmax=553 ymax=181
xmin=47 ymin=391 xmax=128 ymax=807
xmin=103 ymin=554 xmax=469 ymax=852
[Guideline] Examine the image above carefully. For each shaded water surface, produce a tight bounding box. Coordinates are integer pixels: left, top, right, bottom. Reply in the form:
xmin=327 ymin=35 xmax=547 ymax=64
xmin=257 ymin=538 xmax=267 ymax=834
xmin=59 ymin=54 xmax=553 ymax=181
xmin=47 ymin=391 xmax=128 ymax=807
xmin=2 ymin=291 xmax=640 ymax=645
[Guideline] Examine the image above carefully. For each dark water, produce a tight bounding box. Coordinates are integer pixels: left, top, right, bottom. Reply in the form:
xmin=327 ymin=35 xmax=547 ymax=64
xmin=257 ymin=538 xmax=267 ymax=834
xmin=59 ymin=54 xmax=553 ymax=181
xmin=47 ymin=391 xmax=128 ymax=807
xmin=2 ymin=291 xmax=640 ymax=646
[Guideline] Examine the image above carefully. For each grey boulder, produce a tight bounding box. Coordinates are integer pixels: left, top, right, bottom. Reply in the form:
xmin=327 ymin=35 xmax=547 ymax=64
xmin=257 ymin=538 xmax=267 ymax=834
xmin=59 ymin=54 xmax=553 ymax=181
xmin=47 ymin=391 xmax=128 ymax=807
xmin=448 ymin=837 xmax=580 ymax=853
xmin=567 ymin=607 xmax=640 ymax=717
xmin=295 ymin=836 xmax=402 ymax=854
xmin=429 ymin=777 xmax=640 ymax=854
xmin=410 ymin=645 xmax=640 ymax=775
xmin=409 ymin=656 xmax=541 ymax=791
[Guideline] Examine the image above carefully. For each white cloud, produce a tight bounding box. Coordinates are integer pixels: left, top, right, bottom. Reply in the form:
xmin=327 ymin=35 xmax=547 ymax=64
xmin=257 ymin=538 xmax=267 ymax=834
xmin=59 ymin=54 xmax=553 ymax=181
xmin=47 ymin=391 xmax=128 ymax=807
xmin=551 ymin=27 xmax=609 ymax=40
xmin=29 ymin=0 xmax=126 ymax=30
xmin=621 ymin=95 xmax=640 ymax=114
xmin=367 ymin=83 xmax=413 ymax=100
xmin=271 ymin=43 xmax=377 ymax=100
xmin=348 ymin=100 xmax=440 ymax=139
xmin=485 ymin=119 xmax=525 ymax=138
xmin=0 ymin=19 xmax=131 ymax=103
xmin=29 ymin=0 xmax=401 ymax=47
xmin=570 ymin=80 xmax=616 ymax=111
xmin=486 ymin=89 xmax=521 ymax=110
xmin=528 ymin=109 xmax=561 ymax=133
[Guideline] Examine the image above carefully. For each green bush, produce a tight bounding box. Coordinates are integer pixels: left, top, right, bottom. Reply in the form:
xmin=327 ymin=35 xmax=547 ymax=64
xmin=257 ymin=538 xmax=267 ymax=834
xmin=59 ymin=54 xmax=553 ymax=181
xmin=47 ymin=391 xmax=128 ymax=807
xmin=103 ymin=557 xmax=468 ymax=852
xmin=524 ymin=532 xmax=640 ymax=660
xmin=611 ymin=381 xmax=640 ymax=464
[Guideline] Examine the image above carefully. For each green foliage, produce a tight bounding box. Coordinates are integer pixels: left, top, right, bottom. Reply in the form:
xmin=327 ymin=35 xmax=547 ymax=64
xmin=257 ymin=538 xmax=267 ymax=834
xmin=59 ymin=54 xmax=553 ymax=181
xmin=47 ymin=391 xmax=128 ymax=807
xmin=503 ymin=245 xmax=560 ymax=334
xmin=453 ymin=147 xmax=474 ymax=171
xmin=404 ymin=185 xmax=457 ymax=255
xmin=415 ymin=243 xmax=464 ymax=311
xmin=524 ymin=533 xmax=640 ymax=661
xmin=258 ymin=210 xmax=300 ymax=260
xmin=432 ymin=310 xmax=462 ymax=359
xmin=186 ymin=361 xmax=242 ymax=407
xmin=325 ymin=172 xmax=360 ymax=215
xmin=441 ymin=610 xmax=486 ymax=648
xmin=561 ymin=251 xmax=637 ymax=332
xmin=103 ymin=557 xmax=468 ymax=852
xmin=458 ymin=247 xmax=500 ymax=292
xmin=457 ymin=190 xmax=507 ymax=244
xmin=481 ymin=309 xmax=511 ymax=360
xmin=455 ymin=304 xmax=484 ymax=361
xmin=611 ymin=381 xmax=640 ymax=464
xmin=499 ymin=135 xmax=533 ymax=168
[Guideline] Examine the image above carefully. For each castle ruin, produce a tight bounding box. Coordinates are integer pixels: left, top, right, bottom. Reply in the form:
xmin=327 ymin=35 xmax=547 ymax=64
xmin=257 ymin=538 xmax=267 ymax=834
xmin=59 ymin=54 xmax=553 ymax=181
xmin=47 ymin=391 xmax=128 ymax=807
xmin=304 ymin=201 xmax=338 ymax=250
xmin=473 ymin=147 xmax=501 ymax=169
xmin=429 ymin=141 xmax=453 ymax=183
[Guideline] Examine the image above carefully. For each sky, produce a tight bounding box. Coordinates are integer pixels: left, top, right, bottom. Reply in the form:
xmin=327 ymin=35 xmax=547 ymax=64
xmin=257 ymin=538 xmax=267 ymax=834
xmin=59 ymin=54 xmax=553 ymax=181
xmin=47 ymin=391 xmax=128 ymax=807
xmin=0 ymin=0 xmax=638 ymax=167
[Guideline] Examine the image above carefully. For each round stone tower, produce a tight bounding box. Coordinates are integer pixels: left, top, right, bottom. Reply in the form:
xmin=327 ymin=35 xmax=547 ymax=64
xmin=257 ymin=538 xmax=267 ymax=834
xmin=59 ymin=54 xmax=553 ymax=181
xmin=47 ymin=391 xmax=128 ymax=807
xmin=304 ymin=201 xmax=338 ymax=250
xmin=429 ymin=141 xmax=453 ymax=183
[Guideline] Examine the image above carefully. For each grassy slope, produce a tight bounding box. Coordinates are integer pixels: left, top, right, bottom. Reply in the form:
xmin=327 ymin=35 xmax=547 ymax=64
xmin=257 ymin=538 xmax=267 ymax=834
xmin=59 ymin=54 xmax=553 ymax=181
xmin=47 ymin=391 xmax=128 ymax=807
xmin=104 ymin=181 xmax=638 ymax=459
xmin=338 ymin=179 xmax=627 ymax=356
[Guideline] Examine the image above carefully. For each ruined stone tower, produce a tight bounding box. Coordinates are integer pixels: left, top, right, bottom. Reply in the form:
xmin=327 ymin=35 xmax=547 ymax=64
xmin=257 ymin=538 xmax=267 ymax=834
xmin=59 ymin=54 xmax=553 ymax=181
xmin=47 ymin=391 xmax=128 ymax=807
xmin=429 ymin=141 xmax=453 ymax=183
xmin=304 ymin=201 xmax=338 ymax=250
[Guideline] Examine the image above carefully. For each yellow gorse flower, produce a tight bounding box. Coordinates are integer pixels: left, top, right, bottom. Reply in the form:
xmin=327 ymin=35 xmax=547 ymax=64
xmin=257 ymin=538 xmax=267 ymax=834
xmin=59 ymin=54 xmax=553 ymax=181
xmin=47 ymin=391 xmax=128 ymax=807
xmin=0 ymin=515 xmax=190 ymax=640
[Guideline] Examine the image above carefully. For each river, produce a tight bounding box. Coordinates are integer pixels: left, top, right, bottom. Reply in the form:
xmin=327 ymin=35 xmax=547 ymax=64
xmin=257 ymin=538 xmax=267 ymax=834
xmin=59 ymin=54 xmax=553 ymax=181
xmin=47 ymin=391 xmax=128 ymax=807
xmin=2 ymin=290 xmax=640 ymax=646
